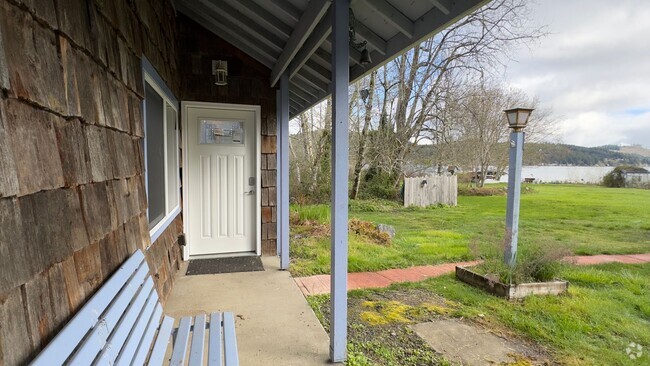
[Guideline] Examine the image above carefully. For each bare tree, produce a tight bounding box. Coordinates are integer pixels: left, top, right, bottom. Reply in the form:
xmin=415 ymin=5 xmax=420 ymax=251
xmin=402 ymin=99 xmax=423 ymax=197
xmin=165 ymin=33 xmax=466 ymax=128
xmin=452 ymin=80 xmax=558 ymax=186
xmin=366 ymin=0 xmax=545 ymax=187
xmin=350 ymin=71 xmax=377 ymax=199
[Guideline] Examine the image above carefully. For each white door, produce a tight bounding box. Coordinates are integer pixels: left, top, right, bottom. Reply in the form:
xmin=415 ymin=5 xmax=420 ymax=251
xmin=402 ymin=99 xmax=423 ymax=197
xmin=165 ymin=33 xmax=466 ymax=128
xmin=185 ymin=104 xmax=258 ymax=257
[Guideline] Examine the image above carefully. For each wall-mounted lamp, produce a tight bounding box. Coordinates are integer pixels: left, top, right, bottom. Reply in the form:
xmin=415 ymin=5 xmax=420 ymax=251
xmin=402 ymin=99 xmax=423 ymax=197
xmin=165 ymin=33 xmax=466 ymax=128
xmin=212 ymin=60 xmax=228 ymax=86
xmin=420 ymin=179 xmax=428 ymax=188
xmin=349 ymin=9 xmax=372 ymax=66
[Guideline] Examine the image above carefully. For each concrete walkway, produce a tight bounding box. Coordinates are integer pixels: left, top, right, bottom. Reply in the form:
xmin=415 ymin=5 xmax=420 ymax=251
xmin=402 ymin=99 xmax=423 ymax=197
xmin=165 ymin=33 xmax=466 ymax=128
xmin=294 ymin=253 xmax=650 ymax=296
xmin=164 ymin=257 xmax=330 ymax=366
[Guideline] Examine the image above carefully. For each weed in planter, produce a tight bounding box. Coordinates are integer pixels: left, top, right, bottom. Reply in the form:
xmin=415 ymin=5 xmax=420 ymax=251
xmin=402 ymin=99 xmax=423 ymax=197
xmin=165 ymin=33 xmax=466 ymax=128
xmin=472 ymin=239 xmax=571 ymax=284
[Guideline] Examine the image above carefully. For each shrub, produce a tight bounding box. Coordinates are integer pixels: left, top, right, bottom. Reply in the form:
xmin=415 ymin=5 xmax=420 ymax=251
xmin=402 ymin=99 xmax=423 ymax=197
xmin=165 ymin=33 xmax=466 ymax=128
xmin=358 ymin=168 xmax=400 ymax=201
xmin=349 ymin=218 xmax=391 ymax=245
xmin=602 ymin=165 xmax=649 ymax=188
xmin=458 ymin=186 xmax=507 ymax=196
xmin=602 ymin=167 xmax=626 ymax=188
xmin=472 ymin=239 xmax=572 ymax=284
xmin=349 ymin=198 xmax=401 ymax=212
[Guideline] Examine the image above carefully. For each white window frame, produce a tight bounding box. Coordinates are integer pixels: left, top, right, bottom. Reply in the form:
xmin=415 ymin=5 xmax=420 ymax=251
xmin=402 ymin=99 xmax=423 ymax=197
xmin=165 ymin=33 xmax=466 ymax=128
xmin=142 ymin=58 xmax=181 ymax=244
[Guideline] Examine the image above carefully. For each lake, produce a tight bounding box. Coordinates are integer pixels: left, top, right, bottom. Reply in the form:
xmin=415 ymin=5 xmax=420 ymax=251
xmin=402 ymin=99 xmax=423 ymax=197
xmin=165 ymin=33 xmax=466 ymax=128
xmin=487 ymin=166 xmax=650 ymax=184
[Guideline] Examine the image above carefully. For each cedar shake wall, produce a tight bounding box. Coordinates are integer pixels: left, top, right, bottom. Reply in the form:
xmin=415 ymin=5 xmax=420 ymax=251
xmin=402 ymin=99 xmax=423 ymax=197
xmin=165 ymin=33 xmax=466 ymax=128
xmin=178 ymin=14 xmax=278 ymax=256
xmin=0 ymin=0 xmax=182 ymax=364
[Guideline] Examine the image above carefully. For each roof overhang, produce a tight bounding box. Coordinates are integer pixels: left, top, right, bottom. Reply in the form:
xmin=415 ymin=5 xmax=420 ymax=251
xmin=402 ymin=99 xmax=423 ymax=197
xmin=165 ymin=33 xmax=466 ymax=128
xmin=175 ymin=0 xmax=491 ymax=118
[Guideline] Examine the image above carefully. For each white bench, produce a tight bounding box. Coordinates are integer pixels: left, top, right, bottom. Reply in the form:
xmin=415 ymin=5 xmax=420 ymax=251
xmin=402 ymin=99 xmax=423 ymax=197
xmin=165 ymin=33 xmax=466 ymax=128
xmin=30 ymin=250 xmax=239 ymax=365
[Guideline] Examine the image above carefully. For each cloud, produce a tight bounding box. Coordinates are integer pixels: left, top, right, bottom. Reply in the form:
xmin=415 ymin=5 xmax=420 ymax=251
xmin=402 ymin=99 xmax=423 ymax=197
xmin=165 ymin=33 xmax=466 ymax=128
xmin=504 ymin=0 xmax=650 ymax=147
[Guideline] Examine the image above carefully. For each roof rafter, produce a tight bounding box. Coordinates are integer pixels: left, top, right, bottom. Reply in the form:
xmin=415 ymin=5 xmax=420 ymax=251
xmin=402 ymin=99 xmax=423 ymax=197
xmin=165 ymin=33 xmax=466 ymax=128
xmin=265 ymin=0 xmax=301 ymax=23
xmin=303 ymin=60 xmax=331 ymax=84
xmin=290 ymin=83 xmax=316 ymax=104
xmin=428 ymin=0 xmax=451 ymax=15
xmin=176 ymin=1 xmax=276 ymax=68
xmin=354 ymin=21 xmax=387 ymax=55
xmin=270 ymin=0 xmax=331 ymax=87
xmin=287 ymin=10 xmax=332 ymax=79
xmin=295 ymin=70 xmax=329 ymax=94
xmin=360 ymin=0 xmax=414 ymax=38
xmin=349 ymin=0 xmax=485 ymax=82
xmin=198 ymin=0 xmax=284 ymax=53
xmin=222 ymin=0 xmax=293 ymax=38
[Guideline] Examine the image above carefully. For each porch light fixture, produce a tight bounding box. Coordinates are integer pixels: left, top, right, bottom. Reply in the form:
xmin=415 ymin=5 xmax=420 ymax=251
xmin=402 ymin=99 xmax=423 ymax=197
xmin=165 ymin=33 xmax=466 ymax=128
xmin=504 ymin=107 xmax=534 ymax=131
xmin=212 ymin=60 xmax=228 ymax=86
xmin=349 ymin=9 xmax=372 ymax=66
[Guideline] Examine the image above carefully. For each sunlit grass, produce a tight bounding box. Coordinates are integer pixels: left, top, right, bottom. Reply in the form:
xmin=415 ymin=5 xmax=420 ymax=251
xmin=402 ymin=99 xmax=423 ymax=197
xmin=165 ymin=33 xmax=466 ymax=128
xmin=290 ymin=184 xmax=650 ymax=276
xmin=308 ymin=263 xmax=650 ymax=365
xmin=390 ymin=263 xmax=650 ymax=365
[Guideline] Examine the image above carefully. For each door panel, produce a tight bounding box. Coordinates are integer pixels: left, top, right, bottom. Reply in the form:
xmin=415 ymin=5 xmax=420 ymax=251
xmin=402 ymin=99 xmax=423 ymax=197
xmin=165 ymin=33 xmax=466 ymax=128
xmin=186 ymin=106 xmax=257 ymax=256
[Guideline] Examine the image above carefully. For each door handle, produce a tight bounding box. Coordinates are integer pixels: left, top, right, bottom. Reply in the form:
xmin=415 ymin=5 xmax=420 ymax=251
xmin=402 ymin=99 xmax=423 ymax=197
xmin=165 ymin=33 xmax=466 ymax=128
xmin=245 ymin=190 xmax=255 ymax=195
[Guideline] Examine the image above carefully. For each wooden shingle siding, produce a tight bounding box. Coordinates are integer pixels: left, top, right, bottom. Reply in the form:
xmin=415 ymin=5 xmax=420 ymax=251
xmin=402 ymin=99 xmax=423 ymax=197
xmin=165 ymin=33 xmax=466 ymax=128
xmin=0 ymin=0 xmax=182 ymax=364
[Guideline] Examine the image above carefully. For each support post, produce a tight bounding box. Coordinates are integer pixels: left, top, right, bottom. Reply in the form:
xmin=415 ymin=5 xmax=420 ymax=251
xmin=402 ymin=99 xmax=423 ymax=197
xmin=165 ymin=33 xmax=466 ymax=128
xmin=504 ymin=131 xmax=524 ymax=268
xmin=276 ymin=89 xmax=281 ymax=257
xmin=330 ymin=0 xmax=349 ymax=362
xmin=279 ymin=74 xmax=290 ymax=270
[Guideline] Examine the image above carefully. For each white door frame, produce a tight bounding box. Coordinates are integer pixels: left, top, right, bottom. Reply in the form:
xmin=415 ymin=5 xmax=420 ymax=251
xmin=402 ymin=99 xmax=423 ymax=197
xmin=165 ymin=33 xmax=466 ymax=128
xmin=181 ymin=101 xmax=262 ymax=259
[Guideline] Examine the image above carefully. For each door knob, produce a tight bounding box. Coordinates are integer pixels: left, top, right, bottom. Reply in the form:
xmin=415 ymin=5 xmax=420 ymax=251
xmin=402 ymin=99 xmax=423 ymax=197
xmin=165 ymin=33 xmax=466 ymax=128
xmin=245 ymin=190 xmax=255 ymax=195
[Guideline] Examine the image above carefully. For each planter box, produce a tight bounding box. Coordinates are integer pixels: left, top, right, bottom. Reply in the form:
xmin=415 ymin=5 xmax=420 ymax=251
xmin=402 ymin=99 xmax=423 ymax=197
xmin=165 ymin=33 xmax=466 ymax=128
xmin=455 ymin=266 xmax=569 ymax=300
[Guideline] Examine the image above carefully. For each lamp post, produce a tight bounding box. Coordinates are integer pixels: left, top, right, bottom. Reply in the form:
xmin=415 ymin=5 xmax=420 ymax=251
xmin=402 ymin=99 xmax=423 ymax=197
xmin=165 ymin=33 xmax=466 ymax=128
xmin=504 ymin=107 xmax=534 ymax=268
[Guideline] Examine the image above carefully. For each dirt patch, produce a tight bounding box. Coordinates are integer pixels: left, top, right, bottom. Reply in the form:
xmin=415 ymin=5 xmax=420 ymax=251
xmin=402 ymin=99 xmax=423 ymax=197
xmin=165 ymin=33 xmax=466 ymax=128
xmin=309 ymin=289 xmax=553 ymax=365
xmin=292 ymin=217 xmax=392 ymax=246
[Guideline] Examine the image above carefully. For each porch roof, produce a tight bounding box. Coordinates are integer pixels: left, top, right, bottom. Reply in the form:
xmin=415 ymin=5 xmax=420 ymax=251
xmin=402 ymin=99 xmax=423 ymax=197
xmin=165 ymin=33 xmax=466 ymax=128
xmin=175 ymin=0 xmax=489 ymax=117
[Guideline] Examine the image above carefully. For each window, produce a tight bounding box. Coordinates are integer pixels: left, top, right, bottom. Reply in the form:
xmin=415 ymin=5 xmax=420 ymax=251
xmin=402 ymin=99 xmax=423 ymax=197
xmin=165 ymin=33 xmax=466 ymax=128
xmin=143 ymin=59 xmax=180 ymax=242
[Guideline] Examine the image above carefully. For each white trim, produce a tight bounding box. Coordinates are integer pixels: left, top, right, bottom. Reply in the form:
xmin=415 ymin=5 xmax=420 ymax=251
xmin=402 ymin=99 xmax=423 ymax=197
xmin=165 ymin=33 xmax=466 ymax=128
xmin=149 ymin=207 xmax=181 ymax=243
xmin=142 ymin=71 xmax=181 ymax=245
xmin=181 ymin=101 xmax=263 ymax=260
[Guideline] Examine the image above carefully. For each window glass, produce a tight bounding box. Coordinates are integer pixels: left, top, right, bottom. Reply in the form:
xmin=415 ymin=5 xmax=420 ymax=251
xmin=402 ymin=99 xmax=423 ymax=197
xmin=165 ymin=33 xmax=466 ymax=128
xmin=166 ymin=103 xmax=179 ymax=210
xmin=145 ymin=83 xmax=165 ymax=228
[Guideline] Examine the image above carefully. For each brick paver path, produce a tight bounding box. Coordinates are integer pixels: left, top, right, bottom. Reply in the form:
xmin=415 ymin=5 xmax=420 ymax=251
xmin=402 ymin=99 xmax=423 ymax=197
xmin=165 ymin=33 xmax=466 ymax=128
xmin=294 ymin=253 xmax=650 ymax=296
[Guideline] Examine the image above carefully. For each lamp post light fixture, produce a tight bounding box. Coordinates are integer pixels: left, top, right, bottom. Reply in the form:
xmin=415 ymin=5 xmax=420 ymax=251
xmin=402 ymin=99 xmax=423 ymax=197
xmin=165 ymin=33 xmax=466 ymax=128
xmin=504 ymin=107 xmax=533 ymax=269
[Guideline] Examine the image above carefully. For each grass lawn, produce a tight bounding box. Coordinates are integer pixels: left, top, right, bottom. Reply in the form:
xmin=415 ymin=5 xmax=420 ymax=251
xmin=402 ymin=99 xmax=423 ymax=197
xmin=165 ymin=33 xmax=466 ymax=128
xmin=290 ymin=184 xmax=650 ymax=277
xmin=308 ymin=262 xmax=650 ymax=365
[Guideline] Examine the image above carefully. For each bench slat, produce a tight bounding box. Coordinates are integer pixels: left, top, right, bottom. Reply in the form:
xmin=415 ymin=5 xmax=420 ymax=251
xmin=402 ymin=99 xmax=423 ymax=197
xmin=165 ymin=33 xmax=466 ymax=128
xmin=188 ymin=314 xmax=207 ymax=366
xmin=170 ymin=316 xmax=193 ymax=365
xmin=30 ymin=251 xmax=145 ymax=366
xmin=147 ymin=316 xmax=175 ymax=366
xmin=208 ymin=313 xmax=223 ymax=366
xmin=94 ymin=279 xmax=155 ymax=365
xmin=114 ymin=288 xmax=160 ymax=366
xmin=131 ymin=303 xmax=164 ymax=366
xmin=222 ymin=313 xmax=239 ymax=366
xmin=68 ymin=261 xmax=150 ymax=364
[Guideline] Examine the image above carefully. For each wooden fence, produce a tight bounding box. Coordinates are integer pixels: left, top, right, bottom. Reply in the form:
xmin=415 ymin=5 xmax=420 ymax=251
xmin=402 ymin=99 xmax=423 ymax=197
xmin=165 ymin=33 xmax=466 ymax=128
xmin=404 ymin=175 xmax=457 ymax=207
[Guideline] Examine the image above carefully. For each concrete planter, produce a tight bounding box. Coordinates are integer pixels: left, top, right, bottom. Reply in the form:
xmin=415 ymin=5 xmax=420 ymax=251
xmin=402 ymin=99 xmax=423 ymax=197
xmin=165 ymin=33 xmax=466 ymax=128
xmin=455 ymin=266 xmax=569 ymax=300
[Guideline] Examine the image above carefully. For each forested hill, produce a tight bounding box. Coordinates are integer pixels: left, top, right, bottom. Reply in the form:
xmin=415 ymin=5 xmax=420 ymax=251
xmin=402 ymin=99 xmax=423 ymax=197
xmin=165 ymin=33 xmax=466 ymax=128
xmin=524 ymin=143 xmax=650 ymax=166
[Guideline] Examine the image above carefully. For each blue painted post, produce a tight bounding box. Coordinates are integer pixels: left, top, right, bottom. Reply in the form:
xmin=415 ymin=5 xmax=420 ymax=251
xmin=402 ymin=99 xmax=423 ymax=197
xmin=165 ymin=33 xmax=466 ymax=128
xmin=276 ymin=89 xmax=281 ymax=257
xmin=504 ymin=131 xmax=525 ymax=268
xmin=330 ymin=0 xmax=349 ymax=362
xmin=279 ymin=74 xmax=290 ymax=270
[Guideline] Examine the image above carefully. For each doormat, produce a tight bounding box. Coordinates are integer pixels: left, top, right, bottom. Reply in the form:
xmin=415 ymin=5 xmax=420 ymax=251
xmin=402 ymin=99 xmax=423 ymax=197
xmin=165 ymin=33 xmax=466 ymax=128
xmin=186 ymin=256 xmax=265 ymax=276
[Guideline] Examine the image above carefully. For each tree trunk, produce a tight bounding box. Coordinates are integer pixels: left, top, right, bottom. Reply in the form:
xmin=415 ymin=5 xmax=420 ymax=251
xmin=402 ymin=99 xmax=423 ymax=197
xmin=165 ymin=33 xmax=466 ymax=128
xmin=351 ymin=72 xmax=376 ymax=199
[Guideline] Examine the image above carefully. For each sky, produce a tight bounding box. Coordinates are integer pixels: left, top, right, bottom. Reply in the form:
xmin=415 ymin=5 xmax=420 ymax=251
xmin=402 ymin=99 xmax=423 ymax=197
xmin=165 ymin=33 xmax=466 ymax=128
xmin=503 ymin=0 xmax=650 ymax=148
